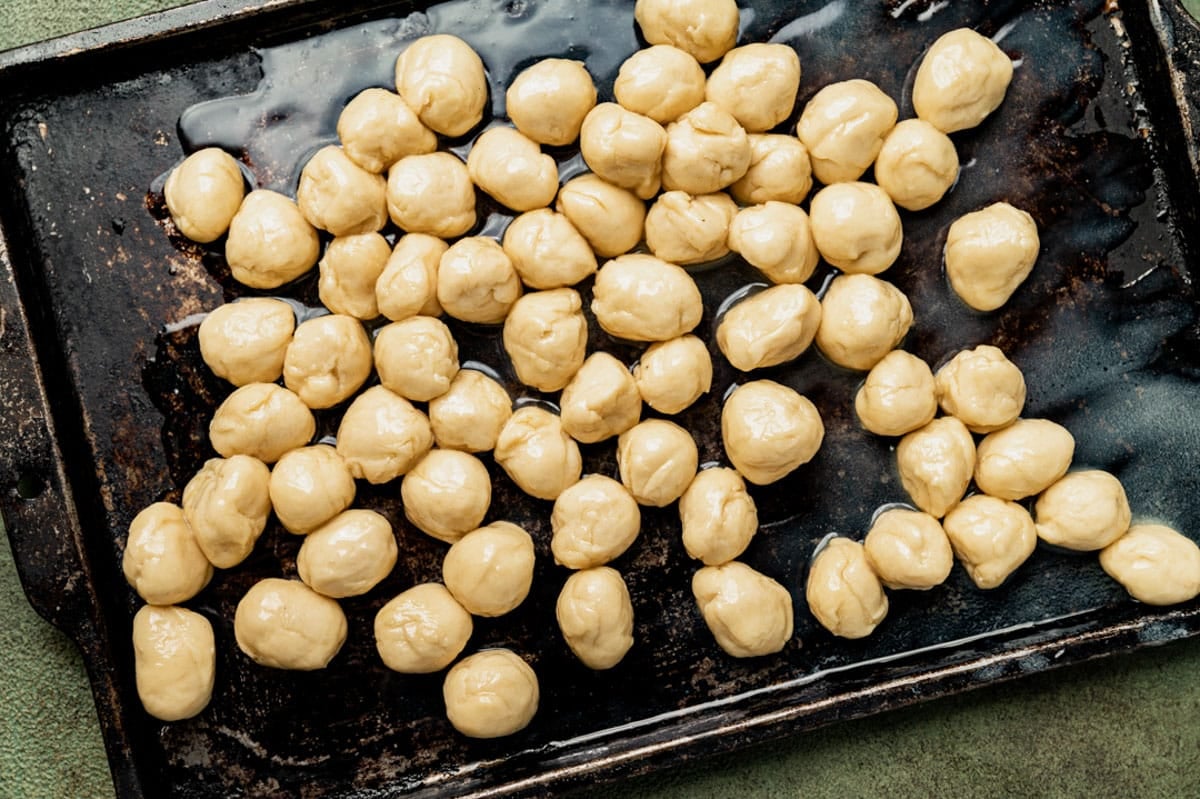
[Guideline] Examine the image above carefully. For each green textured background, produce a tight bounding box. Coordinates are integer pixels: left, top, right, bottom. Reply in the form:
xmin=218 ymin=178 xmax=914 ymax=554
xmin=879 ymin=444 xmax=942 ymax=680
xmin=2 ymin=2 xmax=1200 ymax=797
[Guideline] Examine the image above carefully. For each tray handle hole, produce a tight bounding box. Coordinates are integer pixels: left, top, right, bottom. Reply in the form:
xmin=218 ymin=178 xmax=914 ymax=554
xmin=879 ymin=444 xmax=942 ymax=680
xmin=16 ymin=472 xmax=45 ymax=500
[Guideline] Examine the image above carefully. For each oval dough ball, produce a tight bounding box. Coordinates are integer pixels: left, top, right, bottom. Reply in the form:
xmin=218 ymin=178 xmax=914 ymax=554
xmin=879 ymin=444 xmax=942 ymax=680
xmin=282 ymin=314 xmax=373 ymax=409
xmin=506 ymin=58 xmax=597 ymax=146
xmin=209 ymin=382 xmax=315 ymax=463
xmin=495 ymin=407 xmax=582 ymax=501
xmin=132 ymin=605 xmax=215 ymax=721
xmin=182 ymin=455 xmax=271 ymax=568
xmin=705 ymin=43 xmax=801 ymax=133
xmin=375 ymin=583 xmax=473 ymax=672
xmin=591 ymin=254 xmax=703 ymax=342
xmin=502 ymin=209 xmax=597 ymax=289
xmin=318 ymin=232 xmax=392 ymax=319
xmin=679 ymin=467 xmax=758 ymax=565
xmin=443 ymin=521 xmax=535 ymax=617
xmin=633 ymin=334 xmax=713 ymax=414
xmin=443 ymin=649 xmax=539 ymax=738
xmin=335 ymin=385 xmax=434 ymax=483
xmin=374 ymin=315 xmax=460 ymax=402
xmin=806 ymin=537 xmax=888 ymax=639
xmin=874 ymin=119 xmax=959 ymax=211
xmin=895 ymin=417 xmax=976 ymax=518
xmin=634 ymin=0 xmax=739 ymax=64
xmin=297 ymin=145 xmax=388 ymax=236
xmin=863 ymin=508 xmax=954 ymax=590
xmin=913 ymin=27 xmax=1013 ymax=133
xmin=1035 ymin=470 xmax=1131 ymax=551
xmin=617 ymin=419 xmax=699 ymax=507
xmin=815 ymin=274 xmax=913 ymax=371
xmin=268 ymin=445 xmax=356 ymax=534
xmin=235 ymin=578 xmax=346 ymax=670
xmin=726 ymin=202 xmax=819 ymax=285
xmin=1100 ymin=524 xmax=1200 ymax=606
xmin=164 ymin=148 xmax=244 ymax=243
xmin=722 ymin=379 xmax=824 ymax=485
xmin=731 ymin=134 xmax=813 ymax=205
xmin=808 ymin=181 xmax=903 ymax=275
xmin=974 ymin=419 xmax=1075 ymax=500
xmin=297 ymin=509 xmax=398 ymax=598
xmin=123 ymin=502 xmax=212 ymax=605
xmin=428 ymin=369 xmax=513 ymax=453
xmin=796 ymin=78 xmax=897 ymax=184
xmin=556 ymin=567 xmax=635 ymax=669
xmin=386 ymin=152 xmax=476 ymax=238
xmin=337 ymin=87 xmax=437 ymax=173
xmin=502 ymin=288 xmax=588 ymax=392
xmin=945 ymin=202 xmax=1040 ymax=312
xmin=551 ymin=475 xmax=642 ymax=569
xmin=644 ymin=190 xmax=737 ymax=265
xmin=376 ymin=233 xmax=446 ymax=322
xmin=556 ymin=174 xmax=647 ymax=258
xmin=466 ymin=126 xmax=559 ymax=212
xmin=437 ymin=237 xmax=523 ymax=324
xmin=854 ymin=350 xmax=938 ymax=437
xmin=560 ymin=352 xmax=643 ymax=444
xmin=693 ymin=561 xmax=793 ymax=656
xmin=401 ymin=450 xmax=492 ymax=543
xmin=943 ymin=494 xmax=1036 ymax=589
xmin=935 ymin=344 xmax=1026 ymax=433
xmin=394 ymin=34 xmax=488 ymax=137
xmin=198 ymin=298 xmax=295 ymax=386
xmin=614 ymin=44 xmax=706 ymax=123
xmin=716 ymin=283 xmax=822 ymax=371
xmin=579 ymin=103 xmax=667 ymax=200
xmin=225 ymin=190 xmax=320 ymax=289
xmin=661 ymin=102 xmax=751 ymax=194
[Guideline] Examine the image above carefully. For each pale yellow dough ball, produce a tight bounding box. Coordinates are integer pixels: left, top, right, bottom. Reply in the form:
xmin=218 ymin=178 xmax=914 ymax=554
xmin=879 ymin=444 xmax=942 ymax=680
xmin=942 ymin=494 xmax=1037 ymax=589
xmin=282 ymin=313 xmax=373 ymax=409
xmin=182 ymin=455 xmax=271 ymax=569
xmin=502 ymin=289 xmax=588 ymax=392
xmin=679 ymin=467 xmax=758 ymax=566
xmin=1035 ymin=470 xmax=1131 ymax=551
xmin=716 ymin=283 xmax=822 ymax=371
xmin=895 ymin=417 xmax=976 ymax=518
xmin=874 ymin=119 xmax=959 ymax=211
xmin=556 ymin=174 xmax=648 ymax=258
xmin=318 ymin=232 xmax=392 ymax=320
xmin=863 ymin=508 xmax=954 ymax=590
xmin=123 ymin=502 xmax=212 ymax=605
xmin=297 ymin=509 xmax=398 ymax=598
xmin=132 ymin=605 xmax=215 ymax=721
xmin=556 ymin=567 xmax=635 ymax=669
xmin=234 ymin=578 xmax=347 ymax=670
xmin=506 ymin=58 xmax=597 ymax=146
xmin=935 ymin=344 xmax=1026 ymax=433
xmin=394 ymin=34 xmax=488 ymax=137
xmin=337 ymin=87 xmax=436 ymax=173
xmin=693 ymin=561 xmax=794 ymax=656
xmin=551 ymin=475 xmax=642 ymax=569
xmin=796 ymin=79 xmax=897 ymax=185
xmin=805 ymin=537 xmax=888 ymax=639
xmin=634 ymin=0 xmax=739 ymax=64
xmin=268 ymin=444 xmax=356 ymax=534
xmin=225 ymin=190 xmax=319 ymax=289
xmin=443 ymin=522 xmax=535 ymax=617
xmin=661 ymin=102 xmax=751 ymax=195
xmin=614 ymin=45 xmax=706 ymax=123
xmin=495 ymin=407 xmax=582 ymax=501
xmin=335 ymin=385 xmax=434 ymax=483
xmin=579 ymin=103 xmax=667 ymax=200
xmin=443 ymin=649 xmax=539 ymax=738
xmin=374 ymin=315 xmax=460 ymax=402
xmin=560 ymin=352 xmax=643 ymax=444
xmin=375 ymin=583 xmax=473 ymax=673
xmin=198 ymin=297 xmax=295 ymax=387
xmin=722 ymin=379 xmax=824 ymax=485
xmin=974 ymin=419 xmax=1075 ymax=500
xmin=437 ymin=237 xmax=522 ymax=324
xmin=726 ymin=201 xmax=819 ymax=285
xmin=913 ymin=27 xmax=1013 ymax=133
xmin=632 ymin=334 xmax=713 ymax=414
xmin=705 ymin=43 xmax=801 ymax=133
xmin=386 ymin=152 xmax=476 ymax=238
xmin=208 ymin=382 xmax=315 ymax=464
xmin=164 ymin=147 xmax=244 ymax=243
xmin=1101 ymin=524 xmax=1200 ymax=606
xmin=502 ymin=209 xmax=597 ymax=289
xmin=591 ymin=254 xmax=703 ymax=342
xmin=945 ymin=202 xmax=1040 ymax=312
xmin=401 ymin=450 xmax=492 ymax=544
xmin=375 ymin=233 xmax=446 ymax=322
xmin=731 ymin=134 xmax=813 ymax=205
xmin=644 ymin=190 xmax=737 ymax=265
xmin=815 ymin=274 xmax=913 ymax=371
xmin=297 ymin=145 xmax=388 ymax=236
xmin=466 ymin=126 xmax=559 ymax=212
xmin=618 ymin=419 xmax=699 ymax=507
xmin=808 ymin=181 xmax=903 ymax=276
xmin=854 ymin=350 xmax=938 ymax=437
xmin=428 ymin=369 xmax=513 ymax=453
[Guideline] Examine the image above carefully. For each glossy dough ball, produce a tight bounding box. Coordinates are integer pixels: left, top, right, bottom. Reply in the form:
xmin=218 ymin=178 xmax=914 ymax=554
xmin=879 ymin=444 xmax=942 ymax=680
xmin=1100 ymin=524 xmax=1200 ymax=606
xmin=693 ymin=561 xmax=793 ymax=656
xmin=495 ymin=407 xmax=582 ymax=501
xmin=502 ymin=289 xmax=588 ymax=392
xmin=466 ymin=126 xmax=559 ymax=212
xmin=506 ymin=59 xmax=597 ymax=146
xmin=208 ymin=382 xmax=315 ymax=463
xmin=634 ymin=0 xmax=739 ymax=64
xmin=614 ymin=45 xmax=706 ymax=123
xmin=297 ymin=509 xmax=398 ymax=598
xmin=386 ymin=152 xmax=476 ymax=238
xmin=808 ymin=182 xmax=903 ymax=275
xmin=679 ymin=467 xmax=758 ymax=565
xmin=579 ymin=103 xmax=667 ymax=200
xmin=617 ymin=419 xmax=699 ymax=507
xmin=945 ymin=202 xmax=1040 ymax=311
xmin=716 ymin=284 xmax=822 ymax=371
xmin=731 ymin=134 xmax=813 ymax=205
xmin=815 ymin=274 xmax=913 ymax=371
xmin=437 ymin=237 xmax=523 ymax=324
xmin=863 ymin=508 xmax=954 ymax=590
xmin=913 ymin=27 xmax=1013 ymax=133
xmin=401 ymin=450 xmax=492 ymax=543
xmin=726 ymin=202 xmax=819 ymax=285
xmin=225 ymin=190 xmax=320 ymax=289
xmin=297 ymin=145 xmax=388 ymax=236
xmin=556 ymin=174 xmax=648 ymax=258
xmin=895 ymin=417 xmax=976 ymax=518
xmin=198 ymin=298 xmax=295 ymax=386
xmin=268 ymin=445 xmax=356 ymax=534
xmin=502 ymin=209 xmax=597 ymax=289
xmin=551 ymin=475 xmax=642 ymax=569
xmin=428 ymin=369 xmax=513 ymax=453
xmin=722 ymin=380 xmax=824 ymax=485
xmin=374 ymin=316 xmax=460 ymax=402
xmin=375 ymin=583 xmax=473 ymax=672
xmin=282 ymin=314 xmax=373 ymax=409
xmin=591 ymin=254 xmax=703 ymax=342
xmin=335 ymin=385 xmax=434 ymax=483
xmin=375 ymin=233 xmax=446 ymax=322
xmin=234 ymin=578 xmax=347 ymax=670
xmin=974 ymin=419 xmax=1075 ymax=500
xmin=935 ymin=345 xmax=1026 ymax=433
xmin=644 ymin=190 xmax=737 ymax=264
xmin=443 ymin=522 xmax=536 ymax=617
xmin=661 ymin=102 xmax=751 ymax=194
xmin=854 ymin=350 xmax=938 ymax=437
xmin=632 ymin=334 xmax=713 ymax=414
xmin=874 ymin=119 xmax=959 ymax=211
xmin=705 ymin=43 xmax=801 ymax=133
xmin=164 ymin=148 xmax=244 ymax=243
xmin=132 ymin=605 xmax=215 ymax=721
xmin=394 ymin=34 xmax=488 ymax=137
xmin=796 ymin=79 xmax=897 ymax=185
xmin=443 ymin=649 xmax=539 ymax=738
xmin=318 ymin=232 xmax=392 ymax=319
xmin=942 ymin=495 xmax=1037 ymax=589
xmin=337 ymin=87 xmax=436 ymax=173
xmin=806 ymin=537 xmax=888 ymax=639
xmin=560 ymin=352 xmax=643 ymax=444
xmin=1035 ymin=470 xmax=1131 ymax=551
xmin=556 ymin=567 xmax=635 ymax=669
xmin=123 ymin=502 xmax=212 ymax=605
xmin=182 ymin=455 xmax=271 ymax=568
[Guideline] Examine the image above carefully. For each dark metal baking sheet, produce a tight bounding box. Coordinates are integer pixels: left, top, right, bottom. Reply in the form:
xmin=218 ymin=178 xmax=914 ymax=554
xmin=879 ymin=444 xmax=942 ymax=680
xmin=2 ymin=1 xmax=1200 ymax=797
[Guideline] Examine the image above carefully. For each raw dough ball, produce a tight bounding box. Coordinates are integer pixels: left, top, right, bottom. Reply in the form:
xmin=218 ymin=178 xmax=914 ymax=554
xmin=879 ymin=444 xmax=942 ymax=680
xmin=863 ymin=508 xmax=954 ymax=590
xmin=731 ymin=134 xmax=813 ymax=205
xmin=506 ymin=58 xmax=597 ymax=146
xmin=1035 ymin=470 xmax=1131 ymax=551
xmin=428 ymin=369 xmax=513 ymax=453
xmin=632 ymin=334 xmax=713 ymax=414
xmin=164 ymin=148 xmax=244 ymax=243
xmin=617 ymin=419 xmax=699 ymax=507
xmin=394 ymin=34 xmax=488 ymax=137
xmin=591 ymin=254 xmax=703 ymax=342
xmin=726 ymin=202 xmax=820 ymax=285
xmin=556 ymin=567 xmax=635 ymax=669
xmin=805 ymin=537 xmax=888 ymax=639
xmin=874 ymin=119 xmax=959 ymax=211
xmin=297 ymin=509 xmax=398 ymax=598
xmin=935 ymin=344 xmax=1026 ymax=433
xmin=337 ymin=87 xmax=437 ymax=173
xmin=854 ymin=350 xmax=938 ymax=437
xmin=443 ymin=522 xmax=536 ymax=617
xmin=796 ymin=79 xmax=897 ymax=184
xmin=644 ymin=190 xmax=737 ymax=264
xmin=502 ymin=209 xmax=597 ymax=289
xmin=716 ymin=283 xmax=822 ymax=371
xmin=815 ymin=274 xmax=913 ymax=371
xmin=374 ymin=315 xmax=460 ymax=402
xmin=282 ymin=314 xmax=373 ymax=409
xmin=560 ymin=352 xmax=643 ymax=444
xmin=679 ymin=467 xmax=758 ymax=565
xmin=466 ymin=126 xmax=559 ymax=212
xmin=974 ymin=419 xmax=1075 ymax=500
xmin=225 ymin=190 xmax=319 ymax=289
xmin=502 ymin=288 xmax=588 ymax=391
xmin=376 ymin=233 xmax=446 ymax=322
xmin=808 ymin=181 xmax=903 ymax=275
xmin=401 ymin=450 xmax=492 ymax=543
xmin=375 ymin=583 xmax=473 ymax=672
xmin=721 ymin=379 xmax=824 ymax=485
xmin=132 ymin=605 xmax=215 ymax=721
xmin=318 ymin=232 xmax=391 ymax=319
xmin=556 ymin=174 xmax=647 ymax=258
xmin=495 ymin=407 xmax=582 ymax=501
xmin=209 ymin=382 xmax=315 ymax=463
xmin=705 ymin=43 xmax=801 ymax=133
xmin=123 ymin=502 xmax=212 ymax=605
xmin=661 ymin=102 xmax=751 ymax=194
xmin=297 ymin=145 xmax=388 ymax=236
xmin=335 ymin=385 xmax=434 ymax=483
xmin=895 ymin=417 xmax=976 ymax=518
xmin=942 ymin=494 xmax=1036 ymax=589
xmin=386 ymin=152 xmax=476 ymax=238
xmin=268 ymin=445 xmax=356 ymax=534
xmin=913 ymin=27 xmax=1013 ymax=133
xmin=579 ymin=103 xmax=667 ymax=200
xmin=945 ymin=202 xmax=1040 ymax=311
xmin=693 ymin=561 xmax=793 ymax=656
xmin=614 ymin=45 xmax=706 ymax=123
xmin=443 ymin=649 xmax=539 ymax=738
xmin=437 ymin=237 xmax=523 ymax=324
xmin=234 ymin=578 xmax=347 ymax=670
xmin=198 ymin=297 xmax=295 ymax=386
xmin=634 ymin=0 xmax=739 ymax=64
xmin=1100 ymin=524 xmax=1200 ymax=606
xmin=551 ymin=475 xmax=642 ymax=569
xmin=182 ymin=455 xmax=271 ymax=569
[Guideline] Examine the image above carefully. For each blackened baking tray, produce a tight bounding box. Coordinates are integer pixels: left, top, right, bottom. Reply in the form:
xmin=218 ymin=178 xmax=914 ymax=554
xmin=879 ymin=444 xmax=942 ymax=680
xmin=2 ymin=0 xmax=1200 ymax=796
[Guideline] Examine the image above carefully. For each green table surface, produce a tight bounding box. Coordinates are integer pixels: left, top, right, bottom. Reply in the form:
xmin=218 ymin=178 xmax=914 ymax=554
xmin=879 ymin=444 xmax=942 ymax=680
xmin=3 ymin=2 xmax=1200 ymax=797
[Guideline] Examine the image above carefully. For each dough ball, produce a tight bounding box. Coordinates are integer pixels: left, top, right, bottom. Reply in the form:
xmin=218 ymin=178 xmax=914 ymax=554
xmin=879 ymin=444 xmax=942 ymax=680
xmin=617 ymin=419 xmax=699 ymax=507
xmin=132 ymin=605 xmax=215 ymax=721
xmin=705 ymin=43 xmax=801 ymax=133
xmin=225 ymin=190 xmax=319 ymax=289
xmin=805 ymin=537 xmax=888 ymax=639
xmin=935 ymin=344 xmax=1026 ymax=433
xmin=895 ymin=417 xmax=976 ymax=518
xmin=375 ymin=583 xmax=473 ymax=672
xmin=235 ymin=578 xmax=346 ymax=670
xmin=374 ymin=315 xmax=460 ymax=402
xmin=679 ymin=466 xmax=758 ymax=565
xmin=721 ymin=379 xmax=824 ymax=485
xmin=632 ymin=334 xmax=713 ymax=414
xmin=297 ymin=145 xmax=388 ymax=236
xmin=913 ymin=27 xmax=1013 ymax=133
xmin=661 ymin=102 xmax=751 ymax=195
xmin=282 ymin=313 xmax=373 ymax=409
xmin=854 ymin=350 xmax=938 ymax=437
xmin=942 ymin=495 xmax=1036 ymax=589
xmin=634 ymin=0 xmax=739 ymax=64
xmin=466 ymin=126 xmax=559 ymax=212
xmin=945 ymin=202 xmax=1040 ymax=311
xmin=727 ymin=202 xmax=819 ymax=285
xmin=495 ymin=407 xmax=582 ymax=501
xmin=1034 ymin=470 xmax=1131 ymax=551
xmin=443 ymin=649 xmax=539 ymax=738
xmin=123 ymin=502 xmax=212 ymax=605
xmin=198 ymin=297 xmax=295 ymax=386
xmin=268 ymin=444 xmax=356 ymax=534
xmin=556 ymin=174 xmax=647 ymax=258
xmin=209 ymin=382 xmax=315 ymax=463
xmin=428 ymin=369 xmax=513 ymax=453
xmin=297 ymin=509 xmax=398 ymax=598
xmin=693 ymin=561 xmax=793 ymax=656
xmin=796 ymin=78 xmax=897 ymax=185
xmin=386 ymin=152 xmax=476 ymax=238
xmin=337 ymin=87 xmax=437 ymax=173
xmin=394 ymin=34 xmax=488 ymax=137
xmin=1100 ymin=524 xmax=1200 ymax=606
xmin=376 ymin=233 xmax=446 ymax=322
xmin=808 ymin=181 xmax=903 ymax=275
xmin=974 ymin=419 xmax=1075 ymax=500
xmin=644 ymin=190 xmax=737 ymax=265
xmin=614 ymin=44 xmax=706 ymax=123
xmin=502 ymin=209 xmax=597 ymax=289
xmin=164 ymin=148 xmax=244 ymax=243
xmin=335 ymin=385 xmax=434 ymax=483
xmin=551 ymin=475 xmax=641 ymax=569
xmin=875 ymin=119 xmax=959 ymax=211
xmin=437 ymin=237 xmax=523 ymax=324
xmin=579 ymin=103 xmax=667 ymax=200
xmin=502 ymin=288 xmax=588 ymax=391
xmin=443 ymin=521 xmax=535 ymax=617
xmin=401 ymin=449 xmax=492 ymax=543
xmin=317 ymin=233 xmax=390 ymax=319
xmin=815 ymin=274 xmax=913 ymax=371
xmin=181 ymin=455 xmax=271 ymax=569
xmin=731 ymin=134 xmax=813 ymax=205
xmin=716 ymin=283 xmax=822 ymax=371
xmin=556 ymin=567 xmax=635 ymax=669
xmin=863 ymin=508 xmax=954 ymax=590
xmin=506 ymin=58 xmax=597 ymax=146
xmin=561 ymin=352 xmax=643 ymax=444
xmin=591 ymin=254 xmax=703 ymax=342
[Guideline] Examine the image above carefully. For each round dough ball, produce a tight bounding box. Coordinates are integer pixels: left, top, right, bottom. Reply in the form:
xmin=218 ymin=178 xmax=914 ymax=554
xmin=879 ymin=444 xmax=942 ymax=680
xmin=208 ymin=382 xmax=315 ymax=463
xmin=428 ymin=369 xmax=513 ymax=453
xmin=716 ymin=283 xmax=822 ymax=371
xmin=974 ymin=419 xmax=1075 ymax=500
xmin=495 ymin=407 xmax=582 ymax=501
xmin=132 ymin=605 xmax=215 ymax=721
xmin=727 ymin=202 xmax=819 ymax=285
xmin=895 ymin=417 xmax=976 ymax=518
xmin=318 ymin=232 xmax=391 ymax=319
xmin=661 ymin=102 xmax=751 ymax=194
xmin=182 ymin=455 xmax=271 ymax=568
xmin=815 ymin=274 xmax=913 ymax=371
xmin=863 ymin=508 xmax=954 ymax=590
xmin=376 ymin=233 xmax=446 ymax=322
xmin=394 ymin=34 xmax=488 ymax=137
xmin=945 ymin=202 xmax=1040 ymax=312
xmin=617 ymin=419 xmax=699 ymax=507
xmin=506 ymin=58 xmax=597 ymax=146
xmin=721 ymin=379 xmax=824 ymax=485
xmin=297 ymin=145 xmax=388 ymax=236
xmin=401 ymin=450 xmax=492 ymax=543
xmin=591 ymin=254 xmax=703 ymax=342
xmin=443 ymin=522 xmax=535 ymax=617
xmin=225 ymin=190 xmax=319 ymax=289
xmin=693 ymin=561 xmax=793 ymax=656
xmin=644 ymin=190 xmax=737 ymax=265
xmin=913 ymin=27 xmax=1013 ymax=133
xmin=502 ymin=288 xmax=588 ymax=392
xmin=335 ymin=385 xmax=434 ymax=483
xmin=164 ymin=148 xmax=244 ymax=243
xmin=935 ymin=344 xmax=1026 ymax=433
xmin=268 ymin=445 xmax=356 ymax=534
xmin=634 ymin=0 xmax=739 ymax=64
xmin=502 ymin=209 xmax=597 ymax=289
xmin=1100 ymin=524 xmax=1200 ymax=606
xmin=556 ymin=567 xmax=635 ymax=669
xmin=235 ymin=578 xmax=347 ymax=670
xmin=123 ymin=502 xmax=212 ymax=605
xmin=374 ymin=315 xmax=460 ymax=402
xmin=805 ymin=537 xmax=888 ymax=639
xmin=614 ymin=44 xmax=706 ymax=123
xmin=466 ymin=126 xmax=559 ymax=212
xmin=796 ymin=78 xmax=897 ymax=185
xmin=375 ymin=583 xmax=473 ymax=672
xmin=337 ymin=87 xmax=437 ymax=173
xmin=282 ymin=314 xmax=373 ymax=409
xmin=443 ymin=649 xmax=539 ymax=738
xmin=705 ymin=43 xmax=801 ymax=133
xmin=579 ymin=103 xmax=667 ymax=200
xmin=198 ymin=298 xmax=295 ymax=386
xmin=437 ymin=237 xmax=523 ymax=324
xmin=551 ymin=475 xmax=641 ymax=569
xmin=854 ymin=350 xmax=938 ymax=437
xmin=943 ymin=494 xmax=1037 ymax=589
xmin=875 ymin=119 xmax=959 ymax=211
xmin=386 ymin=152 xmax=476 ymax=238
xmin=633 ymin=334 xmax=713 ymax=414
xmin=1035 ymin=470 xmax=1131 ymax=551
xmin=808 ymin=182 xmax=903 ymax=275
xmin=731 ymin=134 xmax=813 ymax=205
xmin=297 ymin=509 xmax=398 ymax=598
xmin=560 ymin=352 xmax=642 ymax=444
xmin=679 ymin=466 xmax=758 ymax=565
xmin=556 ymin=174 xmax=647 ymax=258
